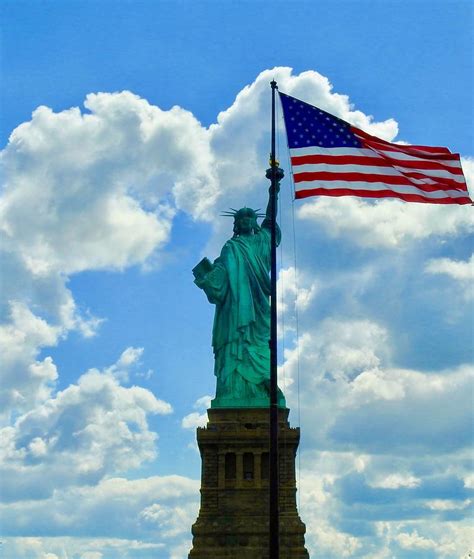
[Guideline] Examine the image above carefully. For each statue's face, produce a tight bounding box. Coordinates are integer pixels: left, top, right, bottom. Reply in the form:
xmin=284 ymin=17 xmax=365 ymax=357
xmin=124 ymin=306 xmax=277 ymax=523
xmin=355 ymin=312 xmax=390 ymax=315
xmin=234 ymin=209 xmax=257 ymax=235
xmin=237 ymin=215 xmax=254 ymax=234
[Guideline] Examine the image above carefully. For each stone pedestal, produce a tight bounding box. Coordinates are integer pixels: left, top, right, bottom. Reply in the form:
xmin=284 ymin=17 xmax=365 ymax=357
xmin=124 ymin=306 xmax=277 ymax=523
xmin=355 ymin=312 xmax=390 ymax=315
xmin=188 ymin=408 xmax=309 ymax=558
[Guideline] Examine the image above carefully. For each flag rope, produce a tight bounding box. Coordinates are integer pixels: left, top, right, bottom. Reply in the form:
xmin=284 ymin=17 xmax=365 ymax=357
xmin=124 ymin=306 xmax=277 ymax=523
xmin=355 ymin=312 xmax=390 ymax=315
xmin=281 ymin=99 xmax=303 ymax=509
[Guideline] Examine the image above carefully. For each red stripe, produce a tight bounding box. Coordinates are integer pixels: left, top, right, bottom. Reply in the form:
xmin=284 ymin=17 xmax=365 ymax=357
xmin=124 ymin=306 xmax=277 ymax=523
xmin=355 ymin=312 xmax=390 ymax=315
xmin=293 ymin=171 xmax=467 ymax=191
xmin=294 ymin=187 xmax=473 ymax=205
xmin=399 ymin=171 xmax=467 ymax=190
xmin=291 ymin=154 xmax=464 ymax=174
xmin=352 ymin=126 xmax=452 ymax=155
xmin=361 ymin=139 xmax=459 ymax=161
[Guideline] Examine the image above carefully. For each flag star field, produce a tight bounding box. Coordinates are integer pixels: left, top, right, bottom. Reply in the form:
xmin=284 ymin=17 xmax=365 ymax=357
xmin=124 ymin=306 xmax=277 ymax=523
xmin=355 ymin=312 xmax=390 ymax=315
xmin=280 ymin=94 xmax=361 ymax=148
xmin=0 ymin=2 xmax=473 ymax=559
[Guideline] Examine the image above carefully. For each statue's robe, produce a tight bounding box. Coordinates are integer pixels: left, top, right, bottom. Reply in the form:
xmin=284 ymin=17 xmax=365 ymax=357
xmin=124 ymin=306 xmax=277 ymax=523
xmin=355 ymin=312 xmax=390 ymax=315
xmin=197 ymin=221 xmax=285 ymax=407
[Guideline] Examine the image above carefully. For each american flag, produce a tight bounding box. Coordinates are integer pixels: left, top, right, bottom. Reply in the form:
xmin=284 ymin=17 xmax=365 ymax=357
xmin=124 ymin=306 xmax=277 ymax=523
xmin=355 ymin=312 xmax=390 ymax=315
xmin=279 ymin=92 xmax=472 ymax=205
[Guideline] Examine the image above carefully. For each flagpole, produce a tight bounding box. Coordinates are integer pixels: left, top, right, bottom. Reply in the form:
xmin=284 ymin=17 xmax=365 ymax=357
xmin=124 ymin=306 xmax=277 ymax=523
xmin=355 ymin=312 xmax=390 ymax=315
xmin=268 ymin=79 xmax=282 ymax=559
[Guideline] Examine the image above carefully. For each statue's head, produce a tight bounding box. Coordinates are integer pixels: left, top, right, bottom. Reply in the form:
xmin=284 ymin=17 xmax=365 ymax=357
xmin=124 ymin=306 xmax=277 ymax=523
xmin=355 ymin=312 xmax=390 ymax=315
xmin=233 ymin=207 xmax=259 ymax=236
xmin=222 ymin=207 xmax=260 ymax=237
xmin=221 ymin=207 xmax=265 ymax=236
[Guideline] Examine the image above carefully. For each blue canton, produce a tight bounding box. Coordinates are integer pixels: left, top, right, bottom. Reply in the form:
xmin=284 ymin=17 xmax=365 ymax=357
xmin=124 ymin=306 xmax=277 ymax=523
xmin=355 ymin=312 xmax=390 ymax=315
xmin=279 ymin=92 xmax=362 ymax=149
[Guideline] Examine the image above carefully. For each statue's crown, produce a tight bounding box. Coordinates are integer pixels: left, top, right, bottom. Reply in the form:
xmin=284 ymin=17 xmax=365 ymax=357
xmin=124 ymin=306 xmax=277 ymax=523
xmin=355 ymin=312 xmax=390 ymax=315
xmin=221 ymin=207 xmax=266 ymax=219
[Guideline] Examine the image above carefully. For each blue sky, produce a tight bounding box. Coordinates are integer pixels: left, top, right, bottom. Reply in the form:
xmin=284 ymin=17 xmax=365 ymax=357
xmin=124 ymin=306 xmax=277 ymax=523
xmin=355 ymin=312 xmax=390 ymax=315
xmin=1 ymin=1 xmax=473 ymax=558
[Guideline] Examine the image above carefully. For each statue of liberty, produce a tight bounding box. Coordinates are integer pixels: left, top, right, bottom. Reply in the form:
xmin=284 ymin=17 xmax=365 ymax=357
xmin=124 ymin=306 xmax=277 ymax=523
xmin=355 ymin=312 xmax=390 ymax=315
xmin=193 ymin=180 xmax=286 ymax=409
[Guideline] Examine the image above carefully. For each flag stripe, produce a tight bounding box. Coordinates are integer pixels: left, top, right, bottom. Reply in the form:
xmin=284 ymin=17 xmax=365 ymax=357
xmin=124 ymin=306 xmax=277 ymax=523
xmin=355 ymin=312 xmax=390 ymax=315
xmin=294 ymin=180 xmax=469 ymax=199
xmin=293 ymin=172 xmax=467 ymax=192
xmin=290 ymin=154 xmax=465 ymax=174
xmin=357 ymin=140 xmax=460 ymax=161
xmin=352 ymin=127 xmax=452 ymax=155
xmin=295 ymin=188 xmax=472 ymax=204
xmin=290 ymin=147 xmax=463 ymax=167
xmin=293 ymin=164 xmax=467 ymax=185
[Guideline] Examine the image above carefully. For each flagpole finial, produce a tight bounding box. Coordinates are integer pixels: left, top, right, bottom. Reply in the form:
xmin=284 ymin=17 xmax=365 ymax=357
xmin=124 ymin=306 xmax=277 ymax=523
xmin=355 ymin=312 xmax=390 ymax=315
xmin=270 ymin=79 xmax=278 ymax=90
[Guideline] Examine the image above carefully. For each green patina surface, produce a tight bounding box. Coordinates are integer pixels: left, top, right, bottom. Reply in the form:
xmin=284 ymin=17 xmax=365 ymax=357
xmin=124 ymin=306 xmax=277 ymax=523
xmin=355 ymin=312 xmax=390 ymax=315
xmin=194 ymin=189 xmax=286 ymax=409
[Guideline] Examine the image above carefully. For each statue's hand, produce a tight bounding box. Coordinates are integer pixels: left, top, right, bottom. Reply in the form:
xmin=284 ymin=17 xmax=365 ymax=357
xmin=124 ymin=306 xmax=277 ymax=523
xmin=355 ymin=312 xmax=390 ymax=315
xmin=265 ymin=166 xmax=284 ymax=189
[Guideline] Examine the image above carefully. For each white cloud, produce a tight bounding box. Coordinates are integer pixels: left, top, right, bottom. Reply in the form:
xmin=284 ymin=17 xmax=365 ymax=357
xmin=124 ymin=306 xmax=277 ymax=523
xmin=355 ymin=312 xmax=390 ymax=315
xmin=307 ymin=520 xmax=361 ymax=558
xmin=282 ymin=318 xmax=389 ymax=389
xmin=193 ymin=395 xmax=212 ymax=410
xmin=396 ymin=529 xmax=438 ymax=550
xmin=369 ymin=473 xmax=421 ymax=489
xmin=106 ymin=346 xmax=145 ymax=382
xmin=463 ymin=474 xmax=474 ymax=489
xmin=1 ymin=91 xmax=219 ymax=277
xmin=1 ymin=537 xmax=166 ymax=559
xmin=426 ymin=254 xmax=474 ymax=282
xmin=0 ymin=352 xmax=172 ymax=501
xmin=0 ymin=476 xmax=199 ymax=557
xmin=181 ymin=395 xmax=212 ymax=429
xmin=116 ymin=346 xmax=144 ymax=367
xmin=297 ymin=196 xmax=474 ymax=249
xmin=181 ymin=411 xmax=207 ymax=429
xmin=279 ymin=316 xmax=473 ymax=456
xmin=390 ymin=521 xmax=472 ymax=559
xmin=424 ymin=498 xmax=471 ymax=511
xmin=278 ymin=266 xmax=319 ymax=315
xmin=0 ymin=301 xmax=60 ymax=418
xmin=426 ymin=253 xmax=474 ymax=300
xmin=0 ymin=90 xmax=220 ymax=420
xmin=0 ymin=249 xmax=102 ymax=418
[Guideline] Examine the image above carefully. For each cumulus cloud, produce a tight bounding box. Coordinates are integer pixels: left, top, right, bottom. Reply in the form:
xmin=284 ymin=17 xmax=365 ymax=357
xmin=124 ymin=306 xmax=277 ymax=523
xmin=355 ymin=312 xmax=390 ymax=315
xmin=331 ymin=364 xmax=473 ymax=453
xmin=1 ymin=537 xmax=166 ymax=559
xmin=0 ymin=301 xmax=60 ymax=418
xmin=370 ymin=473 xmax=421 ymax=489
xmin=396 ymin=530 xmax=440 ymax=551
xmin=0 ymin=90 xmax=219 ymax=419
xmin=281 ymin=314 xmax=473 ymax=557
xmin=297 ymin=450 xmax=474 ymax=558
xmin=426 ymin=254 xmax=474 ymax=282
xmin=105 ymin=346 xmax=145 ymax=382
xmin=181 ymin=394 xmax=212 ymax=429
xmin=278 ymin=265 xmax=319 ymax=315
xmin=297 ymin=196 xmax=474 ymax=249
xmin=426 ymin=254 xmax=474 ymax=299
xmin=282 ymin=318 xmax=389 ymax=389
xmin=0 ymin=351 xmax=172 ymax=501
xmin=281 ymin=316 xmax=473 ymax=454
xmin=1 ymin=91 xmax=220 ymax=276
xmin=0 ymin=475 xmax=199 ymax=558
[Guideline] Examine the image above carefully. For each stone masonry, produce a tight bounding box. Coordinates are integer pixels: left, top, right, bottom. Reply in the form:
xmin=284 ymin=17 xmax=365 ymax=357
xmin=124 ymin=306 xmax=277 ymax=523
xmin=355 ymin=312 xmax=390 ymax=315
xmin=188 ymin=407 xmax=309 ymax=558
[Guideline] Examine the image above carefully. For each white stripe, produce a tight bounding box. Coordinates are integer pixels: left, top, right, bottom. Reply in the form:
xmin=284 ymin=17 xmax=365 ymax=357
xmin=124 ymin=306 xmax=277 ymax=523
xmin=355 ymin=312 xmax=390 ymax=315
xmin=289 ymin=146 xmax=462 ymax=169
xmin=290 ymin=146 xmax=374 ymax=157
xmin=376 ymin=148 xmax=462 ymax=168
xmin=293 ymin=163 xmax=465 ymax=183
xmin=294 ymin=180 xmax=468 ymax=199
xmin=391 ymin=165 xmax=464 ymax=182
